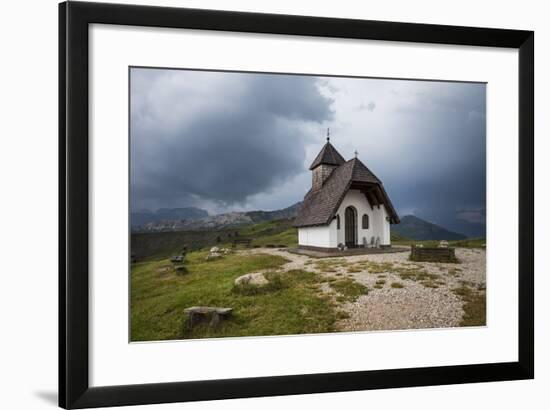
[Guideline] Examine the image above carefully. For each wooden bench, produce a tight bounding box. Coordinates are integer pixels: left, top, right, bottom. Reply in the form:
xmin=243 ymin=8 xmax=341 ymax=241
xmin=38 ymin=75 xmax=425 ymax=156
xmin=184 ymin=306 xmax=233 ymax=329
xmin=232 ymin=238 xmax=252 ymax=248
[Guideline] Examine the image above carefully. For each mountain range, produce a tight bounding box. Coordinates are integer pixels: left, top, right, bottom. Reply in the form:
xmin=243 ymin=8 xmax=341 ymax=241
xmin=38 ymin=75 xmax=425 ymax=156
xmin=131 ymin=202 xmax=302 ymax=232
xmin=131 ymin=207 xmax=210 ymax=228
xmin=132 ymin=203 xmax=468 ymax=240
xmin=392 ymin=215 xmax=467 ymax=240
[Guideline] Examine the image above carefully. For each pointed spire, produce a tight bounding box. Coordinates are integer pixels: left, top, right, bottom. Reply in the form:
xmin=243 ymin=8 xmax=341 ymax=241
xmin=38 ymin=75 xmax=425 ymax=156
xmin=309 ymin=135 xmax=346 ymax=170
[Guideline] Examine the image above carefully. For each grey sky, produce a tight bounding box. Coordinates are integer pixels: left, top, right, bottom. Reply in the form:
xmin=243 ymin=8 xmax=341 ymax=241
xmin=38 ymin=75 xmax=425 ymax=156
xmin=130 ymin=68 xmax=486 ymax=237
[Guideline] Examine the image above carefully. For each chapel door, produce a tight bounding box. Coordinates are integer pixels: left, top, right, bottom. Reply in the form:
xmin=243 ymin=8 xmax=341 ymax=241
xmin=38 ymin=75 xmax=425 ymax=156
xmin=345 ymin=206 xmax=357 ymax=248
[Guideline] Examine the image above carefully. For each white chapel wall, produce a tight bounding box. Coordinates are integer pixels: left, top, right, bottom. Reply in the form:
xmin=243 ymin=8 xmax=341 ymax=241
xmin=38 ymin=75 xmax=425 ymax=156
xmin=335 ymin=189 xmax=391 ymax=246
xmin=298 ymin=224 xmax=331 ymax=248
xmin=327 ymin=218 xmax=338 ymax=248
xmin=373 ymin=205 xmax=391 ymax=245
xmin=298 ymin=189 xmax=392 ymax=248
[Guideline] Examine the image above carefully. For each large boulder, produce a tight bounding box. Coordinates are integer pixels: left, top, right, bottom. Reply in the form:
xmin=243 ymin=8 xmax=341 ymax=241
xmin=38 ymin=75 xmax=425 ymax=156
xmin=205 ymin=252 xmax=222 ymax=261
xmin=184 ymin=306 xmax=233 ymax=330
xmin=234 ymin=272 xmax=269 ymax=287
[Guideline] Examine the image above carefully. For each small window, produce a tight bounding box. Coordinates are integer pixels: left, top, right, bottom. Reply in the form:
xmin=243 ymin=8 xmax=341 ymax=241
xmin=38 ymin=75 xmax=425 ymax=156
xmin=362 ymin=214 xmax=369 ymax=229
xmin=336 ymin=215 xmax=341 ymax=230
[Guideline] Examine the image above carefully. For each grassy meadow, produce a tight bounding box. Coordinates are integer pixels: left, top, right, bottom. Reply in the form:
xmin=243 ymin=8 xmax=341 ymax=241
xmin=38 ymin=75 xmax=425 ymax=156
xmin=131 ymin=250 xmax=336 ymax=341
xmin=392 ymin=235 xmax=486 ymax=249
xmin=132 ymin=219 xmax=297 ymax=262
xmin=130 ymin=218 xmax=486 ymax=341
xmin=132 ymin=218 xmax=484 ymax=263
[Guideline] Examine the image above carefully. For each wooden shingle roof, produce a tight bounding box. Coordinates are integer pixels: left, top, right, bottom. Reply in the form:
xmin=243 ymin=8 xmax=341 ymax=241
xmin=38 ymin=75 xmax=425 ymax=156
xmin=309 ymin=141 xmax=346 ymax=170
xmin=294 ymin=157 xmax=400 ymax=228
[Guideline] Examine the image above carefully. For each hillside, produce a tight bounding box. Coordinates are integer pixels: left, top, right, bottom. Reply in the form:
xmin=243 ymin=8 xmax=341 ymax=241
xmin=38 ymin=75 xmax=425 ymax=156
xmin=246 ymin=202 xmax=302 ymax=223
xmin=132 ymin=218 xmax=297 ymax=261
xmin=133 ymin=202 xmax=302 ymax=233
xmin=132 ymin=214 xmax=485 ymax=262
xmin=131 ymin=207 xmax=208 ymax=228
xmin=392 ymin=215 xmax=467 ymax=241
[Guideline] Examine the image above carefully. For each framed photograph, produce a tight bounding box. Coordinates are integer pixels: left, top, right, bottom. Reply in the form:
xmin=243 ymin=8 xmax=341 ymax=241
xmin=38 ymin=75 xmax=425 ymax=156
xmin=59 ymin=1 xmax=534 ymax=408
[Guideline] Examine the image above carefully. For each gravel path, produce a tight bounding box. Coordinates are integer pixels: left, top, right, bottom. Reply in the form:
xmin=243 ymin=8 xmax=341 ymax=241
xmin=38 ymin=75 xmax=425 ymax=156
xmin=243 ymin=247 xmax=486 ymax=331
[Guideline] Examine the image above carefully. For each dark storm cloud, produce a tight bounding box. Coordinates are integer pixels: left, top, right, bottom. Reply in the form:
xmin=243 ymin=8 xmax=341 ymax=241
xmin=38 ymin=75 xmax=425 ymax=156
xmin=365 ymin=81 xmax=486 ymax=236
xmin=456 ymin=208 xmax=486 ymax=224
xmin=131 ymin=70 xmax=486 ymax=237
xmin=130 ymin=69 xmax=333 ymax=211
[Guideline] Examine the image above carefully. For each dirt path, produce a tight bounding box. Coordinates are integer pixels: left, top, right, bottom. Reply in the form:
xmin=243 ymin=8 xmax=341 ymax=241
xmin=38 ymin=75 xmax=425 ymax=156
xmin=242 ymin=247 xmax=486 ymax=332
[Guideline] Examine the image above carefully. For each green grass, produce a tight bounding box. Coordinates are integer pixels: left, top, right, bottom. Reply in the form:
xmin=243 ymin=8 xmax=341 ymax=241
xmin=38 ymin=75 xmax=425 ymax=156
xmin=450 ymin=238 xmax=486 ymax=248
xmin=131 ymin=229 xmax=237 ymax=261
xmin=391 ymin=232 xmax=410 ymax=242
xmin=131 ymin=251 xmax=337 ymax=341
xmin=453 ymin=284 xmax=486 ymax=326
xmin=391 ymin=282 xmax=404 ymax=289
xmin=314 ymin=259 xmax=349 ymax=273
xmin=329 ymin=278 xmax=369 ymax=302
xmin=396 ymin=268 xmax=439 ymax=282
xmin=392 ymin=267 xmax=443 ymax=289
xmin=132 ymin=219 xmax=484 ymax=263
xmin=132 ymin=218 xmax=298 ymax=262
xmin=237 ymin=219 xmax=298 ymax=248
xmin=364 ymin=261 xmax=395 ymax=273
xmin=393 ymin=237 xmax=486 ymax=249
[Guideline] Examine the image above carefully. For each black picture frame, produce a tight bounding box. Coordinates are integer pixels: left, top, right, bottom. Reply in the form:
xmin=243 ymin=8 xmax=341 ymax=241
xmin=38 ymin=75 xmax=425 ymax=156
xmin=59 ymin=1 xmax=534 ymax=408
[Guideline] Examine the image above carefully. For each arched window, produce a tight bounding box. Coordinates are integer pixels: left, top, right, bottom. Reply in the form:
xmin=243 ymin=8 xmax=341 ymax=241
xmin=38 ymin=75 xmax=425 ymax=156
xmin=362 ymin=214 xmax=369 ymax=229
xmin=336 ymin=215 xmax=341 ymax=230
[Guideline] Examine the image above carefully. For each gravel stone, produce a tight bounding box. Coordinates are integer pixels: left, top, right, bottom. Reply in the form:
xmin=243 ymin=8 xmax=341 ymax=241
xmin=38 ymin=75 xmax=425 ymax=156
xmin=243 ymin=247 xmax=486 ymax=331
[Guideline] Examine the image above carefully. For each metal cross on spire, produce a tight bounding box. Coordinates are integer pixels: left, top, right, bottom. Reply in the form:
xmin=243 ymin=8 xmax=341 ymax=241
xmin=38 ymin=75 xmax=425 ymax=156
xmin=326 ymin=128 xmax=330 ymax=142
xmin=354 ymin=150 xmax=359 ymax=158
